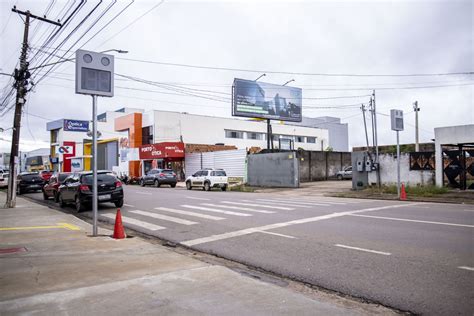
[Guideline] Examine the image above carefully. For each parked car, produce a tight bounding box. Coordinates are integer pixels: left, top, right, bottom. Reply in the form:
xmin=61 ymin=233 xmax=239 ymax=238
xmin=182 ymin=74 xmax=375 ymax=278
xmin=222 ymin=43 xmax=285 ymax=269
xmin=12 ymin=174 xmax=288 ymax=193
xmin=0 ymin=170 xmax=8 ymax=188
xmin=140 ymin=169 xmax=177 ymax=188
xmin=42 ymin=172 xmax=72 ymax=202
xmin=17 ymin=172 xmax=44 ymax=194
xmin=39 ymin=170 xmax=53 ymax=182
xmin=57 ymin=171 xmax=124 ymax=212
xmin=336 ymin=166 xmax=352 ymax=180
xmin=186 ymin=169 xmax=228 ymax=191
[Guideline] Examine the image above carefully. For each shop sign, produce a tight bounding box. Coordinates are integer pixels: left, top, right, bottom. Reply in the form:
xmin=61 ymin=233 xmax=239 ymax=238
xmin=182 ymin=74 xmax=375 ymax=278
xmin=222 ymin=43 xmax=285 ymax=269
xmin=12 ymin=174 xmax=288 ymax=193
xmin=71 ymin=158 xmax=83 ymax=172
xmin=63 ymin=119 xmax=89 ymax=132
xmin=139 ymin=142 xmax=185 ymax=160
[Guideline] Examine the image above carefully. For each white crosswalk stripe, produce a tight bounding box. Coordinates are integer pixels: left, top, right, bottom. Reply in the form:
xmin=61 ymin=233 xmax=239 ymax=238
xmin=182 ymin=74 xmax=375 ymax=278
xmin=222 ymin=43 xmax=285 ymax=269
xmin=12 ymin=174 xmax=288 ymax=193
xmin=261 ymin=198 xmax=343 ymax=206
xmin=221 ymin=201 xmax=294 ymax=210
xmin=102 ymin=213 xmax=165 ymax=231
xmin=251 ymin=199 xmax=315 ymax=208
xmin=201 ymin=203 xmax=275 ymax=214
xmin=181 ymin=205 xmax=252 ymax=217
xmin=130 ymin=210 xmax=198 ymax=225
xmin=155 ymin=207 xmax=225 ymax=221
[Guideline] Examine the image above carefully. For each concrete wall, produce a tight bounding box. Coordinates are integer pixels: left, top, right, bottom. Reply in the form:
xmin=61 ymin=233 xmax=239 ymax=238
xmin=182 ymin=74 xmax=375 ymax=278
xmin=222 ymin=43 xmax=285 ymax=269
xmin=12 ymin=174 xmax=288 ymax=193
xmin=368 ymin=153 xmax=435 ymax=186
xmin=299 ymin=151 xmax=351 ymax=182
xmin=152 ymin=110 xmax=329 ymax=151
xmin=248 ymin=152 xmax=299 ymax=188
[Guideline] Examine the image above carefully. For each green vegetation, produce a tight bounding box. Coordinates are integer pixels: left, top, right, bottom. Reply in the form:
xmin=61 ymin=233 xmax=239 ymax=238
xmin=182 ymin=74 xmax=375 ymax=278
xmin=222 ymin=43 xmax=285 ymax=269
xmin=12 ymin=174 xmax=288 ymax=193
xmin=229 ymin=183 xmax=256 ymax=192
xmin=370 ymin=185 xmax=449 ymax=197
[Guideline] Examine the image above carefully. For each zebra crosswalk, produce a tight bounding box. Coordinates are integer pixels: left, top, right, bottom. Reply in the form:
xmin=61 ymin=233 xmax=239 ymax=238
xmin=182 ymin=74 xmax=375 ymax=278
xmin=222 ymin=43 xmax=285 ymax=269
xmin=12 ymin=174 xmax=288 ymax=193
xmin=100 ymin=197 xmax=365 ymax=233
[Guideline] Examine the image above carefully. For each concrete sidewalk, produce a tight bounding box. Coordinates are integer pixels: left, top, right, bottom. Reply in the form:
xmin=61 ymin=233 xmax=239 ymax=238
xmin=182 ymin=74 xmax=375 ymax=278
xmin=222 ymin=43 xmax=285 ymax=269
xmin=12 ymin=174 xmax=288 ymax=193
xmin=0 ymin=192 xmax=393 ymax=315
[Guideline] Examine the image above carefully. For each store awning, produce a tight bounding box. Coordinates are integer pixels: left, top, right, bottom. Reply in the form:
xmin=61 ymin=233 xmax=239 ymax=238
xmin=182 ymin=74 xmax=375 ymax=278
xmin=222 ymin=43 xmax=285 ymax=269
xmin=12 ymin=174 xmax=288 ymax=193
xmin=139 ymin=142 xmax=185 ymax=160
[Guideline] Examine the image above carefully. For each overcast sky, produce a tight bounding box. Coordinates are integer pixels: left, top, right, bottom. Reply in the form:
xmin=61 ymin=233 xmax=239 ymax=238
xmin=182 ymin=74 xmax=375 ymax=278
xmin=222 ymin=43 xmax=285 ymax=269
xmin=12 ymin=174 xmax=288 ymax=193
xmin=0 ymin=0 xmax=472 ymax=153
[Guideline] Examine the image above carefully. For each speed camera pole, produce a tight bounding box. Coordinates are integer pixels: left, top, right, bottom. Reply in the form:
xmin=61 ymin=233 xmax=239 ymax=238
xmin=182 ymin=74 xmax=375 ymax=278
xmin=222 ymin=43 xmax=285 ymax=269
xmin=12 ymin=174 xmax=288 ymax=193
xmin=390 ymin=109 xmax=404 ymax=199
xmin=76 ymin=49 xmax=114 ymax=237
xmin=396 ymin=130 xmax=400 ymax=198
xmin=92 ymin=95 xmax=98 ymax=236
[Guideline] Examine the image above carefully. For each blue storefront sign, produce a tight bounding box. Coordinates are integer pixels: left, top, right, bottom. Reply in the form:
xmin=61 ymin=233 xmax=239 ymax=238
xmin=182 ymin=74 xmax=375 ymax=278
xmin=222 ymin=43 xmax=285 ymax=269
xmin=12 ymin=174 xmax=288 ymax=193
xmin=63 ymin=119 xmax=89 ymax=132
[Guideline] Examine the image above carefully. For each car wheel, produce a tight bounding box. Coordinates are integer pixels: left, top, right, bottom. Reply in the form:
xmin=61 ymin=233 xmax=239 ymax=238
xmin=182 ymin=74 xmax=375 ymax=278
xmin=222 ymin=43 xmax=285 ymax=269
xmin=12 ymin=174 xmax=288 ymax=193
xmin=154 ymin=179 xmax=160 ymax=188
xmin=170 ymin=183 xmax=176 ymax=188
xmin=337 ymin=174 xmax=343 ymax=180
xmin=42 ymin=190 xmax=49 ymax=200
xmin=221 ymin=185 xmax=227 ymax=191
xmin=186 ymin=181 xmax=192 ymax=190
xmin=75 ymin=196 xmax=86 ymax=213
xmin=114 ymin=199 xmax=124 ymax=208
xmin=204 ymin=181 xmax=211 ymax=191
xmin=58 ymin=193 xmax=66 ymax=208
xmin=140 ymin=179 xmax=145 ymax=187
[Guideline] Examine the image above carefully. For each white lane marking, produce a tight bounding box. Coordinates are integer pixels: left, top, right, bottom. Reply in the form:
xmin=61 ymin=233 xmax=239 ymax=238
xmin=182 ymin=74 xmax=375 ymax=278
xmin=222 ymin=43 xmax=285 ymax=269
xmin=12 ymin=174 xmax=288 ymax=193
xmin=181 ymin=205 xmax=252 ymax=217
xmin=258 ymin=230 xmax=297 ymax=239
xmin=335 ymin=244 xmax=391 ymax=256
xmin=463 ymin=209 xmax=474 ymax=212
xmin=458 ymin=266 xmax=474 ymax=271
xmin=349 ymin=214 xmax=474 ymax=228
xmin=258 ymin=198 xmax=340 ymax=206
xmin=276 ymin=198 xmax=346 ymax=206
xmin=130 ymin=210 xmax=197 ymax=225
xmin=221 ymin=201 xmax=294 ymax=210
xmin=123 ymin=203 xmax=135 ymax=207
xmin=156 ymin=207 xmax=225 ymax=221
xmin=185 ymin=196 xmax=211 ymax=201
xmin=135 ymin=192 xmax=152 ymax=195
xmin=102 ymin=213 xmax=165 ymax=231
xmin=252 ymin=199 xmax=314 ymax=208
xmin=202 ymin=203 xmax=274 ymax=214
xmin=181 ymin=203 xmax=419 ymax=247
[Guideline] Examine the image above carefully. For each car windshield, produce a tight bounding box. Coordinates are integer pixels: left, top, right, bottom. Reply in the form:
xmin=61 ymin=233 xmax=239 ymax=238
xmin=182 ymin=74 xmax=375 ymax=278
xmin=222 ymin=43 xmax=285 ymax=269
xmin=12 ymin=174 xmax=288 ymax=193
xmin=162 ymin=169 xmax=174 ymax=174
xmin=21 ymin=174 xmax=42 ymax=180
xmin=214 ymin=171 xmax=226 ymax=176
xmin=82 ymin=173 xmax=116 ymax=184
xmin=58 ymin=174 xmax=71 ymax=182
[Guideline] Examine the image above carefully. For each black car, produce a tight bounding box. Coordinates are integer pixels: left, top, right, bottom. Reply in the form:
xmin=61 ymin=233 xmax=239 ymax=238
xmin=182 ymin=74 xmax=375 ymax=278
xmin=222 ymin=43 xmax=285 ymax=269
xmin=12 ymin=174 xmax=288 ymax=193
xmin=140 ymin=169 xmax=177 ymax=187
xmin=57 ymin=171 xmax=124 ymax=212
xmin=17 ymin=172 xmax=44 ymax=194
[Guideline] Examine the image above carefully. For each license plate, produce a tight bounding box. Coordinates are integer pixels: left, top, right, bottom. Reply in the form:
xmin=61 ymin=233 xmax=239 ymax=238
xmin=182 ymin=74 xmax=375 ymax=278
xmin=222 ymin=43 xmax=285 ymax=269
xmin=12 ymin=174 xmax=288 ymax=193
xmin=98 ymin=194 xmax=111 ymax=201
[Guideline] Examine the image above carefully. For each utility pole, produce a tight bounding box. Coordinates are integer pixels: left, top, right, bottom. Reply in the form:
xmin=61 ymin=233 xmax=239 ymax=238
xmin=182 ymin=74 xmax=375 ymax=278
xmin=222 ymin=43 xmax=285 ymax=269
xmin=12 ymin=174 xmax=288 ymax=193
xmin=413 ymin=101 xmax=420 ymax=152
xmin=361 ymin=104 xmax=370 ymax=153
xmin=372 ymin=90 xmax=381 ymax=188
xmin=5 ymin=7 xmax=61 ymax=208
xmin=369 ymin=97 xmax=376 ymax=152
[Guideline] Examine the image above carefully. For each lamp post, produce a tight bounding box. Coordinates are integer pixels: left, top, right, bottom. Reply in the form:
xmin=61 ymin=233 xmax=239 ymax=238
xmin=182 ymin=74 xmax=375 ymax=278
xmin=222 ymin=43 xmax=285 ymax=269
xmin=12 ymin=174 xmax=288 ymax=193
xmin=282 ymin=79 xmax=295 ymax=86
xmin=254 ymin=73 xmax=266 ymax=81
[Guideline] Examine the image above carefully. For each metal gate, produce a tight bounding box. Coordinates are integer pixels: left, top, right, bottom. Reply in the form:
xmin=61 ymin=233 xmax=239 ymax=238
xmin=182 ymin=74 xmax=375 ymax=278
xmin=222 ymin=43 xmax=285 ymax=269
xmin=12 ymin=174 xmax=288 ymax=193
xmin=184 ymin=150 xmax=247 ymax=180
xmin=443 ymin=149 xmax=474 ymax=190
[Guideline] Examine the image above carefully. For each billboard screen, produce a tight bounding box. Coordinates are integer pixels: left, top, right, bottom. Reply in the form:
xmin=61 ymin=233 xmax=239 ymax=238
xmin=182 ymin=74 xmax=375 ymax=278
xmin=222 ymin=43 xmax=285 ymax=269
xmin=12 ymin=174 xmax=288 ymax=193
xmin=232 ymin=78 xmax=302 ymax=122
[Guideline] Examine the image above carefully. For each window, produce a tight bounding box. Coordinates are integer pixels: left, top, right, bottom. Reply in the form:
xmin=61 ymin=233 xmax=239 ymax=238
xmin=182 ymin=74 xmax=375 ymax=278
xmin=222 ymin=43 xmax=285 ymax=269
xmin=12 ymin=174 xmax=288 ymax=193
xmin=199 ymin=171 xmax=209 ymax=176
xmin=307 ymin=137 xmax=316 ymax=143
xmin=247 ymin=132 xmax=263 ymax=140
xmin=225 ymin=130 xmax=244 ymax=139
xmin=211 ymin=171 xmax=226 ymax=176
xmin=142 ymin=126 xmax=153 ymax=145
xmin=296 ymin=136 xmax=305 ymax=143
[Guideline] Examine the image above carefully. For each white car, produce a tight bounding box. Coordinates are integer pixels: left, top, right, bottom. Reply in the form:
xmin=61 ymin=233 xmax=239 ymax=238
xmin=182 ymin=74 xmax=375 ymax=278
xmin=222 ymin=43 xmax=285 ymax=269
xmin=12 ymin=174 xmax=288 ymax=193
xmin=186 ymin=169 xmax=228 ymax=191
xmin=0 ymin=170 xmax=9 ymax=188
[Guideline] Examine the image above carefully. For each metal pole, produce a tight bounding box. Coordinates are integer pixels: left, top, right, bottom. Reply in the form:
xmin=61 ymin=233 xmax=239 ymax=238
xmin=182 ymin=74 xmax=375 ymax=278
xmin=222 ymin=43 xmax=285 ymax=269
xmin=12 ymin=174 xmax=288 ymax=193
xmin=396 ymin=130 xmax=400 ymax=199
xmin=414 ymin=101 xmax=420 ymax=152
xmin=267 ymin=119 xmax=271 ymax=150
xmin=92 ymin=95 xmax=98 ymax=236
xmin=361 ymin=104 xmax=370 ymax=152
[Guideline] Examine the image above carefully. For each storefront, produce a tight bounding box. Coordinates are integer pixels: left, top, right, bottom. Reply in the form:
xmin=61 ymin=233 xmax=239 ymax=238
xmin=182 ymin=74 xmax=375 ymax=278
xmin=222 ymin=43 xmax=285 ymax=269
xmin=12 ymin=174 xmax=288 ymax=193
xmin=139 ymin=142 xmax=185 ymax=180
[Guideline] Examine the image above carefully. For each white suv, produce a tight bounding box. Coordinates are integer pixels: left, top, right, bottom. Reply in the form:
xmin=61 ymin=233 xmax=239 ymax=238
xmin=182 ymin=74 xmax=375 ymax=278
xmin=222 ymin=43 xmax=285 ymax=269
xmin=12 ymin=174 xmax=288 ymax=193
xmin=186 ymin=169 xmax=228 ymax=191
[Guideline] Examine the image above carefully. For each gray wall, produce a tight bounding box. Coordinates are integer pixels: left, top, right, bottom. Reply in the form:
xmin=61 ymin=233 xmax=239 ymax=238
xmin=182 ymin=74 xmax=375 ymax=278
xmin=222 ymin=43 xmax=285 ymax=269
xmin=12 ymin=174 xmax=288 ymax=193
xmin=248 ymin=152 xmax=299 ymax=188
xmin=298 ymin=151 xmax=351 ymax=182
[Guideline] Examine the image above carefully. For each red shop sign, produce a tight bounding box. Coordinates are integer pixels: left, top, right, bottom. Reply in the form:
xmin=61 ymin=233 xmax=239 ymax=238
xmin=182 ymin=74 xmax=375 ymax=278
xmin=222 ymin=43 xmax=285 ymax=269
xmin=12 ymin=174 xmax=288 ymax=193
xmin=139 ymin=142 xmax=185 ymax=160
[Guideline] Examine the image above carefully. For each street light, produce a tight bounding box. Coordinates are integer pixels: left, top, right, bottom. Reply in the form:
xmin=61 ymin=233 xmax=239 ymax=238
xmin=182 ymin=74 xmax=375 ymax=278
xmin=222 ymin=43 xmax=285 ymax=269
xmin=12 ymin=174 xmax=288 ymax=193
xmin=0 ymin=127 xmax=15 ymax=133
xmin=282 ymin=79 xmax=295 ymax=86
xmin=254 ymin=73 xmax=266 ymax=81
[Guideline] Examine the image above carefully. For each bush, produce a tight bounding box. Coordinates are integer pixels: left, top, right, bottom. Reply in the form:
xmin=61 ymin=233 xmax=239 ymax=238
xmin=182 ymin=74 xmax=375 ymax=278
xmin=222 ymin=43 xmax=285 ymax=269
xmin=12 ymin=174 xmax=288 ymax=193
xmin=376 ymin=185 xmax=448 ymax=197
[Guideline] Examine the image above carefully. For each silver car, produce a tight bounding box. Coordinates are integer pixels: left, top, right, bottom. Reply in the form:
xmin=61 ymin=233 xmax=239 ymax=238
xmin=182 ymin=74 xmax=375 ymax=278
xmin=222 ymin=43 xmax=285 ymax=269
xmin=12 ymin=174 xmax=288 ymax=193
xmin=336 ymin=166 xmax=352 ymax=180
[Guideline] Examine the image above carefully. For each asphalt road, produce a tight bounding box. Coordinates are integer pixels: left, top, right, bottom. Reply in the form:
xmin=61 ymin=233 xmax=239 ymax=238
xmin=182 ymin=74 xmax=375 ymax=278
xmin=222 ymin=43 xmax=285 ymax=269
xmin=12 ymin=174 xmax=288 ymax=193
xmin=26 ymin=185 xmax=474 ymax=315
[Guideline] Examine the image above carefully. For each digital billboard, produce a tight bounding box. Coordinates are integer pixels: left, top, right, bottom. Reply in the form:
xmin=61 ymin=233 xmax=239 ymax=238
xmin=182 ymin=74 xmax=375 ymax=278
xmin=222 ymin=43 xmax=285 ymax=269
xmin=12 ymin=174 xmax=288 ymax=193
xmin=232 ymin=78 xmax=302 ymax=122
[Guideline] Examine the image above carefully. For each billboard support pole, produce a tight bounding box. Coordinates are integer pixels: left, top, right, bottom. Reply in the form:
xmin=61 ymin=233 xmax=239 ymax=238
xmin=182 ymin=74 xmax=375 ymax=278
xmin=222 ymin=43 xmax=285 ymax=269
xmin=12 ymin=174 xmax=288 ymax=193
xmin=92 ymin=94 xmax=98 ymax=237
xmin=267 ymin=119 xmax=272 ymax=150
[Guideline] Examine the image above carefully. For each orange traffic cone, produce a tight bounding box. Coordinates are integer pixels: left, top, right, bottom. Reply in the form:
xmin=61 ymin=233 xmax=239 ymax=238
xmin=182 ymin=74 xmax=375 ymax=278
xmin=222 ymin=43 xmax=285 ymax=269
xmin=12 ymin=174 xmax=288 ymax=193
xmin=113 ymin=209 xmax=126 ymax=239
xmin=400 ymin=183 xmax=407 ymax=201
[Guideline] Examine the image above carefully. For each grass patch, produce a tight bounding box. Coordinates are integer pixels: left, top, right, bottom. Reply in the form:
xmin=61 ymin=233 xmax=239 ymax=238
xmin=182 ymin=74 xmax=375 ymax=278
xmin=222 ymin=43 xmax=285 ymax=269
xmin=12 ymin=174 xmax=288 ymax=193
xmin=370 ymin=185 xmax=449 ymax=197
xmin=229 ymin=184 xmax=256 ymax=192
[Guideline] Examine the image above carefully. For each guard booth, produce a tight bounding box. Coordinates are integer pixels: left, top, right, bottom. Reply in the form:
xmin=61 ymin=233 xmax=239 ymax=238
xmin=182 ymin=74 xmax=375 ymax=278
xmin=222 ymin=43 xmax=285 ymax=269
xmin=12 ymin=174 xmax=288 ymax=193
xmin=138 ymin=142 xmax=185 ymax=180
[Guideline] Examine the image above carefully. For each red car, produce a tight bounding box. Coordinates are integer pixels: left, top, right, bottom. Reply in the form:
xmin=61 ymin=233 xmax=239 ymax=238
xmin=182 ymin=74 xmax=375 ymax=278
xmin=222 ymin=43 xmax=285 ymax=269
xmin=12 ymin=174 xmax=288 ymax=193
xmin=40 ymin=170 xmax=53 ymax=182
xmin=42 ymin=173 xmax=71 ymax=202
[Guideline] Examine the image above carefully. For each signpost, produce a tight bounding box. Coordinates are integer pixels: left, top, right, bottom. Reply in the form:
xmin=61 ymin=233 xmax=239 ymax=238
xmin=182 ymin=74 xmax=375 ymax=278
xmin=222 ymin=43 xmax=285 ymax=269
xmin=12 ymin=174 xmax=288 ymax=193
xmin=75 ymin=50 xmax=114 ymax=236
xmin=390 ymin=109 xmax=404 ymax=199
